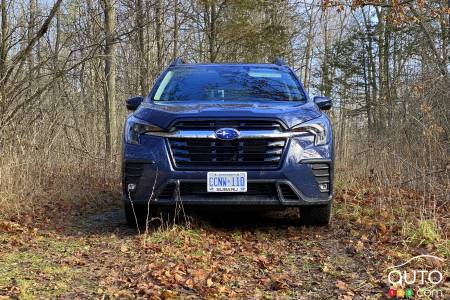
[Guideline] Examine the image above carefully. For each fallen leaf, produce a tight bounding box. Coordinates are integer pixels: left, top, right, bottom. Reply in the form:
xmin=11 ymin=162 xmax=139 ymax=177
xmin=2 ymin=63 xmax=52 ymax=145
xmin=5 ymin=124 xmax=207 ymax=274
xmin=0 ymin=221 xmax=25 ymax=233
xmin=322 ymin=263 xmax=333 ymax=273
xmin=161 ymin=290 xmax=175 ymax=299
xmin=355 ymin=240 xmax=364 ymax=252
xmin=174 ymin=273 xmax=184 ymax=284
xmin=31 ymin=227 xmax=38 ymax=236
xmin=377 ymin=223 xmax=387 ymax=233
xmin=272 ymin=279 xmax=289 ymax=290
xmin=207 ymin=278 xmax=214 ymax=287
xmin=260 ymin=277 xmax=271 ymax=286
xmin=336 ymin=280 xmax=348 ymax=291
xmin=185 ymin=278 xmax=194 ymax=289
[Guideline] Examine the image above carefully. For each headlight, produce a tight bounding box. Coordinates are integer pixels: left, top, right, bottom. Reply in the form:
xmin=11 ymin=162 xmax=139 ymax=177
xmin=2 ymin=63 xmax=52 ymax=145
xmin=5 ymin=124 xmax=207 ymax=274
xmin=291 ymin=119 xmax=329 ymax=146
xmin=125 ymin=117 xmax=163 ymax=144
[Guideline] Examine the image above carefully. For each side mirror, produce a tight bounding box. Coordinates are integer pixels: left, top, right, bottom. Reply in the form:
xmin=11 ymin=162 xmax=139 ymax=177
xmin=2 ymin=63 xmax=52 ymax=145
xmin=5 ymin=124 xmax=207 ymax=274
xmin=313 ymin=96 xmax=332 ymax=110
xmin=126 ymin=96 xmax=144 ymax=111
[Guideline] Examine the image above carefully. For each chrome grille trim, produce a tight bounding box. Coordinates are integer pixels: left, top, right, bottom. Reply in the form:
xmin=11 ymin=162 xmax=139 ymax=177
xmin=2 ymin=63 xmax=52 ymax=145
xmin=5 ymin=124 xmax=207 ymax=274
xmin=146 ymin=130 xmax=308 ymax=139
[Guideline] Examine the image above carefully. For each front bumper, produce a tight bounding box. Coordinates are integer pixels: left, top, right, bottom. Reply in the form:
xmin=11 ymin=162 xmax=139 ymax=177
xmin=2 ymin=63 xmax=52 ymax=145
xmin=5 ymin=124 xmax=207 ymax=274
xmin=122 ymin=135 xmax=333 ymax=206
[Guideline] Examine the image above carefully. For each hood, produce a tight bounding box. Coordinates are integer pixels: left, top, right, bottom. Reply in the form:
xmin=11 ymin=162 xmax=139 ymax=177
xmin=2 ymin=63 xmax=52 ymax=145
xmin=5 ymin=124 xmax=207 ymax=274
xmin=133 ymin=100 xmax=321 ymax=129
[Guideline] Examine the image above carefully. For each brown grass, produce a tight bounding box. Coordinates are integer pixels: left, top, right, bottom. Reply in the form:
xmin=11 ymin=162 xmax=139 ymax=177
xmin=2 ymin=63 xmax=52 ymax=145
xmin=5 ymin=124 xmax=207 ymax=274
xmin=0 ymin=145 xmax=120 ymax=222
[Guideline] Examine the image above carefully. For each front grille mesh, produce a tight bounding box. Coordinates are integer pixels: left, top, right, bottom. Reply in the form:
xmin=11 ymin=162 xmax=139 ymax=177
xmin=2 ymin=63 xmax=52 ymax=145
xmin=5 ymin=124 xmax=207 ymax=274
xmin=168 ymin=138 xmax=286 ymax=168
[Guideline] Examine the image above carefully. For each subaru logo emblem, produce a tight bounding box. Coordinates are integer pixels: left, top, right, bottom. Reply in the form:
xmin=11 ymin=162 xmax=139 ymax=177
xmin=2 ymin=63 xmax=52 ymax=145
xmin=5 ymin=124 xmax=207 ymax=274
xmin=215 ymin=128 xmax=240 ymax=140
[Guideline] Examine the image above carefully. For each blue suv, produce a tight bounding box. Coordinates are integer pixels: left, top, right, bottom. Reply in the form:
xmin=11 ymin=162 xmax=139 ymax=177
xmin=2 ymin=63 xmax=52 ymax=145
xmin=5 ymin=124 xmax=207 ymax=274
xmin=122 ymin=58 xmax=333 ymax=226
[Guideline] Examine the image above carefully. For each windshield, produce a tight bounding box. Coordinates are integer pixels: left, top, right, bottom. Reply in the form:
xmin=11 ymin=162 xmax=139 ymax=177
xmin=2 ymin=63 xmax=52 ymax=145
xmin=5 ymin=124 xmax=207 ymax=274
xmin=153 ymin=66 xmax=306 ymax=102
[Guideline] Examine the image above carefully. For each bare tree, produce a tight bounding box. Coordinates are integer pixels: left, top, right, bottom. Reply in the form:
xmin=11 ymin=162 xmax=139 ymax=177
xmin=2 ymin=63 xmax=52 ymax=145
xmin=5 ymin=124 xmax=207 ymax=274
xmin=101 ymin=0 xmax=117 ymax=158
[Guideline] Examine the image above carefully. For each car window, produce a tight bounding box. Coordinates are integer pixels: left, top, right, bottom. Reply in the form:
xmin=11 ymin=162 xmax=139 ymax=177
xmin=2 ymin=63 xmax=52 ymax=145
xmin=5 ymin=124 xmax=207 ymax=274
xmin=153 ymin=66 xmax=306 ymax=102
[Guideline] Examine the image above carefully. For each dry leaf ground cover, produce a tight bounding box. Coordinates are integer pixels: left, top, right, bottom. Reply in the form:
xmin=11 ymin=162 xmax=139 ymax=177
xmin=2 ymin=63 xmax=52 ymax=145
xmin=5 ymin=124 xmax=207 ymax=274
xmin=0 ymin=179 xmax=449 ymax=299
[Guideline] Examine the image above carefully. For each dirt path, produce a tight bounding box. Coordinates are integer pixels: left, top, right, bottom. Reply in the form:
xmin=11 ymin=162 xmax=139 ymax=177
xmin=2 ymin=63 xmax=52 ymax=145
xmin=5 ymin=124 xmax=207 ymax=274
xmin=0 ymin=198 xmax=446 ymax=299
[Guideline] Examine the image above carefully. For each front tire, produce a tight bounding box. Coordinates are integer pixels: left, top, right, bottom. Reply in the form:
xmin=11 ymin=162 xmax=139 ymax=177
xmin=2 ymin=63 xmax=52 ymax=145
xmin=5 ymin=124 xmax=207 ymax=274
xmin=300 ymin=202 xmax=332 ymax=226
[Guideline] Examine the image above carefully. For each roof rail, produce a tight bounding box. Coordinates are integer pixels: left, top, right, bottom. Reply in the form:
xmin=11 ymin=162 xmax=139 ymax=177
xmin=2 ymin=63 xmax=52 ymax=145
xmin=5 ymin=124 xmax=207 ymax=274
xmin=272 ymin=57 xmax=287 ymax=66
xmin=170 ymin=57 xmax=185 ymax=66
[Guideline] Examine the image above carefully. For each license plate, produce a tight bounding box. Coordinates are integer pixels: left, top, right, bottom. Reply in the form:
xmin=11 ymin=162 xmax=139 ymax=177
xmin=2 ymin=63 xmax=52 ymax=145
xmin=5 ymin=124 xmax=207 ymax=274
xmin=207 ymin=172 xmax=247 ymax=192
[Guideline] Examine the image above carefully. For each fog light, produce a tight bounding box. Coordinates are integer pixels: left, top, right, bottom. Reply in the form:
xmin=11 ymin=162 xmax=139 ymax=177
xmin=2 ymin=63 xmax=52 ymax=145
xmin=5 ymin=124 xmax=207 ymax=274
xmin=318 ymin=183 xmax=328 ymax=192
xmin=127 ymin=183 xmax=137 ymax=191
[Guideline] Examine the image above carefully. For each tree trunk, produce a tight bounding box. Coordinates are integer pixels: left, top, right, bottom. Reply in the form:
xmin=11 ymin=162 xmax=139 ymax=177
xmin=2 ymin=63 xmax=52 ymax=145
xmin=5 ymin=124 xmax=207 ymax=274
xmin=376 ymin=7 xmax=387 ymax=130
xmin=173 ymin=0 xmax=178 ymax=60
xmin=303 ymin=13 xmax=315 ymax=90
xmin=155 ymin=0 xmax=163 ymax=70
xmin=204 ymin=1 xmax=217 ymax=62
xmin=383 ymin=8 xmax=392 ymax=127
xmin=362 ymin=8 xmax=378 ymax=135
xmin=361 ymin=36 xmax=373 ymax=133
xmin=53 ymin=7 xmax=61 ymax=100
xmin=321 ymin=9 xmax=332 ymax=97
xmin=28 ymin=0 xmax=36 ymax=76
xmin=0 ymin=0 xmax=7 ymax=129
xmin=136 ymin=0 xmax=147 ymax=95
xmin=102 ymin=0 xmax=116 ymax=159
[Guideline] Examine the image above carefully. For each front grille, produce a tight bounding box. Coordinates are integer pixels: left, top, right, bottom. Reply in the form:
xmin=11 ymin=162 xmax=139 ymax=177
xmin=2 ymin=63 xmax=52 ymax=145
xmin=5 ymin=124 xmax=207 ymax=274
xmin=157 ymin=182 xmax=278 ymax=200
xmin=168 ymin=138 xmax=286 ymax=168
xmin=180 ymin=182 xmax=276 ymax=196
xmin=171 ymin=119 xmax=284 ymax=131
xmin=168 ymin=119 xmax=287 ymax=169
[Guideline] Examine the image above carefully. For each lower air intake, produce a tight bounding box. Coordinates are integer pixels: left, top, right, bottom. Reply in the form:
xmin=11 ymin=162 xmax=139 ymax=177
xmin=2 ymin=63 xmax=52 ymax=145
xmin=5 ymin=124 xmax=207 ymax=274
xmin=278 ymin=183 xmax=299 ymax=201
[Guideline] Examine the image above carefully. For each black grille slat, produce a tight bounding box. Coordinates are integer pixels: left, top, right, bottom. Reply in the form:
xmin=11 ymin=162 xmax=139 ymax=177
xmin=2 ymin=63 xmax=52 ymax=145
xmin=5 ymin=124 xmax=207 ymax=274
xmin=158 ymin=183 xmax=176 ymax=199
xmin=173 ymin=120 xmax=283 ymax=131
xmin=313 ymin=170 xmax=330 ymax=176
xmin=310 ymin=164 xmax=329 ymax=170
xmin=172 ymin=148 xmax=190 ymax=155
xmin=125 ymin=166 xmax=144 ymax=170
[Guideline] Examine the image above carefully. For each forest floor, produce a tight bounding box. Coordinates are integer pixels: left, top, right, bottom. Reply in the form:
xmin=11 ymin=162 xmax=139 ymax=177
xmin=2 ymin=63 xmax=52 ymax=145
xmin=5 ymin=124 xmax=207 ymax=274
xmin=0 ymin=186 xmax=449 ymax=299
